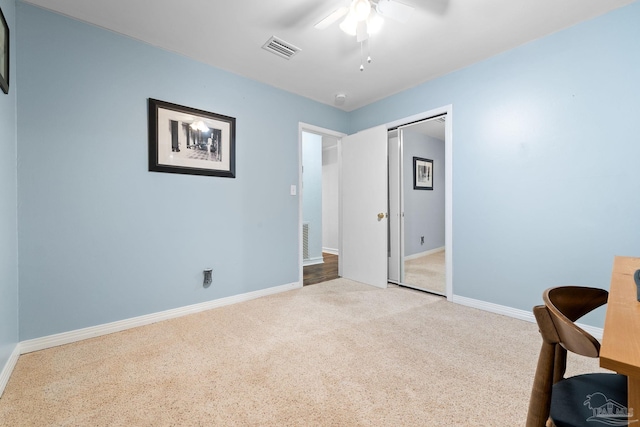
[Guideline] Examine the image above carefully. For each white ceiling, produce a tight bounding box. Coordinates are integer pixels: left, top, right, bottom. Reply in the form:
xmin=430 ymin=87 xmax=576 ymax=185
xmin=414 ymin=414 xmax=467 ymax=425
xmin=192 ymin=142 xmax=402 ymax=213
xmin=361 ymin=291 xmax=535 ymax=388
xmin=23 ymin=0 xmax=636 ymax=111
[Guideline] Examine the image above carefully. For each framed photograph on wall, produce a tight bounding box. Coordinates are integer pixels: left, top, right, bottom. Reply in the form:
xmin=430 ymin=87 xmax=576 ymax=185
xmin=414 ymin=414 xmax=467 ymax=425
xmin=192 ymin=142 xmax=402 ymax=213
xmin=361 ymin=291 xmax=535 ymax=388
xmin=148 ymin=98 xmax=236 ymax=178
xmin=413 ymin=157 xmax=433 ymax=190
xmin=0 ymin=6 xmax=9 ymax=95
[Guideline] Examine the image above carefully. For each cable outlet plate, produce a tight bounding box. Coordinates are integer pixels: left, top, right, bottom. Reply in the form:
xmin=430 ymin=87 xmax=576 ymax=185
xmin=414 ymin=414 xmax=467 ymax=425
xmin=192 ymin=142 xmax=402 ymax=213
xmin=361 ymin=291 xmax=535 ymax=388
xmin=203 ymin=269 xmax=213 ymax=288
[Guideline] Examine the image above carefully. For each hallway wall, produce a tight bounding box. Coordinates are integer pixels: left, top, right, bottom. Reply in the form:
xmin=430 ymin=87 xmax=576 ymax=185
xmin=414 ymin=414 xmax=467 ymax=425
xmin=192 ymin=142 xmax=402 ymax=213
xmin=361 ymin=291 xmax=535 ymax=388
xmin=322 ymin=137 xmax=339 ymax=254
xmin=302 ymin=132 xmax=324 ymax=264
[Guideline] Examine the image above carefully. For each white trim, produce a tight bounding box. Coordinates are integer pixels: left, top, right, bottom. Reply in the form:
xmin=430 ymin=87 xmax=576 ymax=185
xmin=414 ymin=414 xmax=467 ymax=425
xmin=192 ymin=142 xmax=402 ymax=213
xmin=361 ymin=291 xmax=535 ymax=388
xmin=19 ymin=281 xmax=300 ymax=355
xmin=404 ymin=246 xmax=445 ymax=261
xmin=444 ymin=108 xmax=453 ymax=301
xmin=322 ymin=247 xmax=339 ymax=255
xmin=303 ymin=257 xmax=324 ymax=267
xmin=299 ymin=123 xmax=347 ymax=139
xmin=452 ymin=294 xmax=603 ymax=340
xmin=0 ymin=344 xmax=21 ymax=398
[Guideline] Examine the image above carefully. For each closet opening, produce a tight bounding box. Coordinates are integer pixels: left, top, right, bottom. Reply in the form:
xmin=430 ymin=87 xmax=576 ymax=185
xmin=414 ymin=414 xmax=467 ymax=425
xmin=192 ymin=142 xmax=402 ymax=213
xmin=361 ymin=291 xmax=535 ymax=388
xmin=388 ymin=114 xmax=447 ymax=296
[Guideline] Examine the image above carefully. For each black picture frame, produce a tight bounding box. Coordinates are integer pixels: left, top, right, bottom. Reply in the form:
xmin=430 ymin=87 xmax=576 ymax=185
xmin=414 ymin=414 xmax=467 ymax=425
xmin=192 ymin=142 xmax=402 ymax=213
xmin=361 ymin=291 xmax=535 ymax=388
xmin=148 ymin=98 xmax=236 ymax=178
xmin=413 ymin=157 xmax=433 ymax=190
xmin=0 ymin=6 xmax=9 ymax=95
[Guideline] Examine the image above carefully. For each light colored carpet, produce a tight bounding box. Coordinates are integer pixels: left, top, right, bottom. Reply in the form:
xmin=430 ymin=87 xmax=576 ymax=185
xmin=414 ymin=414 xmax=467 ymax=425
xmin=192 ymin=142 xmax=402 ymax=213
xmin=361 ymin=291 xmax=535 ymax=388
xmin=0 ymin=279 xmax=603 ymax=426
xmin=404 ymin=250 xmax=446 ymax=294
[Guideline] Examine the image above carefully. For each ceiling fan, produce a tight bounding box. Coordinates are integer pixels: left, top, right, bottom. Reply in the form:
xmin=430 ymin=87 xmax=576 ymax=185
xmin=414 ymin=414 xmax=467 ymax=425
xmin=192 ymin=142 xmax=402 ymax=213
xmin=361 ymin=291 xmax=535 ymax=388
xmin=315 ymin=0 xmax=415 ymax=42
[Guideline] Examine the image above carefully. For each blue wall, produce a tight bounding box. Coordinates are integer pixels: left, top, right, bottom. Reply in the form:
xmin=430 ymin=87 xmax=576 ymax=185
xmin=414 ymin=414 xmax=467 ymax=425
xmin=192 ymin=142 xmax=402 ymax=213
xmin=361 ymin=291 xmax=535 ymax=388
xmin=0 ymin=0 xmax=18 ymax=377
xmin=9 ymin=0 xmax=640 ymax=345
xmin=302 ymin=132 xmax=323 ymax=263
xmin=351 ymin=2 xmax=640 ymax=315
xmin=403 ymin=131 xmax=445 ymax=256
xmin=16 ymin=3 xmax=347 ymax=340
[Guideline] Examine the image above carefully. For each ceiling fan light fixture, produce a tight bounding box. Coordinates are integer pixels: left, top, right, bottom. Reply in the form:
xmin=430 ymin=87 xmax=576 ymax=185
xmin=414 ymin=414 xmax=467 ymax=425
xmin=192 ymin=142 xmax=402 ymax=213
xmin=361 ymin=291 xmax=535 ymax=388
xmin=353 ymin=0 xmax=371 ymax=22
xmin=366 ymin=10 xmax=384 ymax=35
xmin=315 ymin=0 xmax=415 ymax=71
xmin=339 ymin=12 xmax=358 ymax=36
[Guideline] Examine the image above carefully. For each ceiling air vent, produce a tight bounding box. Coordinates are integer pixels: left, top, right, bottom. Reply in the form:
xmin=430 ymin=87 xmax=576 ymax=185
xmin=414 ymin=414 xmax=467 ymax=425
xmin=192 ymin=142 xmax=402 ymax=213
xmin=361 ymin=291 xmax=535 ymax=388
xmin=262 ymin=36 xmax=301 ymax=60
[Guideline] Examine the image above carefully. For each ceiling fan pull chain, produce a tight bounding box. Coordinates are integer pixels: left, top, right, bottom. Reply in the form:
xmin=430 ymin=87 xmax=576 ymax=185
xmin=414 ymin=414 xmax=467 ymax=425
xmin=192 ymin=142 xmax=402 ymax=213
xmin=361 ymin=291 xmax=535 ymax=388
xmin=360 ymin=41 xmax=365 ymax=71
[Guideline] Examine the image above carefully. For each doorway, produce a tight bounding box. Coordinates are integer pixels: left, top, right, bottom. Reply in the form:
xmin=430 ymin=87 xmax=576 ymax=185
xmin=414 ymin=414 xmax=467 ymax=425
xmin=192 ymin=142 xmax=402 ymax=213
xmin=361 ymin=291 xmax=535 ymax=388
xmin=301 ymin=131 xmax=340 ymax=285
xmin=298 ymin=124 xmax=346 ymax=286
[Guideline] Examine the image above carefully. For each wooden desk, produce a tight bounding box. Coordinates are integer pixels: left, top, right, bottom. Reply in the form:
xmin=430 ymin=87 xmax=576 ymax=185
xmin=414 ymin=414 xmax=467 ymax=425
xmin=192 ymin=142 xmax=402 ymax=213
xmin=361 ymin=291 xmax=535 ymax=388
xmin=600 ymin=256 xmax=640 ymax=416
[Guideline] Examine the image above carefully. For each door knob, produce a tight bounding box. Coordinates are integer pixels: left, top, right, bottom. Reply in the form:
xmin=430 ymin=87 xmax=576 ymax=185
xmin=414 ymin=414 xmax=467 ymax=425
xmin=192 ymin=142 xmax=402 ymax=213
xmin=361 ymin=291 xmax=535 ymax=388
xmin=377 ymin=212 xmax=386 ymax=220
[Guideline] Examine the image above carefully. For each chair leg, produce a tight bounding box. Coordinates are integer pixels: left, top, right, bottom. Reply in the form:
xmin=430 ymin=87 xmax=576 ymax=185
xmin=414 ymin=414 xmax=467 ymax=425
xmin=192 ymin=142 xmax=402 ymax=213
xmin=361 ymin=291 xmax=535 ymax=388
xmin=526 ymin=341 xmax=556 ymax=427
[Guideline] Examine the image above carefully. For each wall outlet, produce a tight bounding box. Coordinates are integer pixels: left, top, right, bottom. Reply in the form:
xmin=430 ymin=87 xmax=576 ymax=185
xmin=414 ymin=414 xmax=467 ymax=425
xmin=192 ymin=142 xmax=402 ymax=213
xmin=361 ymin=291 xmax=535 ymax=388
xmin=420 ymin=236 xmax=424 ymax=245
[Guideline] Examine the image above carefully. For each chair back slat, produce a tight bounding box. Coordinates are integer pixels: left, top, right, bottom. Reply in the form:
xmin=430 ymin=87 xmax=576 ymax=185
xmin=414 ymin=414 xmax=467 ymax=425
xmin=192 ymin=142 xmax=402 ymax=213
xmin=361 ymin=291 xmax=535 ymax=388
xmin=543 ymin=287 xmax=607 ymax=358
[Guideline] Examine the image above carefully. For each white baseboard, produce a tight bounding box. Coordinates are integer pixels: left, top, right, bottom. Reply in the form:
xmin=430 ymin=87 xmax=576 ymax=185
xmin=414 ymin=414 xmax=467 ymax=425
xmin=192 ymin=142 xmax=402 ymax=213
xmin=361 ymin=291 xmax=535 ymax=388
xmin=0 ymin=344 xmax=21 ymax=398
xmin=322 ymin=248 xmax=339 ymax=256
xmin=19 ymin=281 xmax=301 ymax=355
xmin=404 ymin=246 xmax=445 ymax=261
xmin=303 ymin=257 xmax=324 ymax=267
xmin=451 ymin=294 xmax=603 ymax=340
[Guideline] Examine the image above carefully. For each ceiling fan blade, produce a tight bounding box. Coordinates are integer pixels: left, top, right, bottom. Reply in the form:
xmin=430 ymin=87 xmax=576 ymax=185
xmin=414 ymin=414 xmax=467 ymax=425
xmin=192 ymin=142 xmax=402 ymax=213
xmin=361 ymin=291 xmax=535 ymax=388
xmin=314 ymin=6 xmax=349 ymax=29
xmin=375 ymin=0 xmax=414 ymax=23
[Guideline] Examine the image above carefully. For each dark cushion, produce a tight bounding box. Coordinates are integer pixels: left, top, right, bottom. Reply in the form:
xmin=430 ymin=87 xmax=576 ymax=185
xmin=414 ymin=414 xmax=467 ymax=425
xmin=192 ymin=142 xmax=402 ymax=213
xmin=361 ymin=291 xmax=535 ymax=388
xmin=551 ymin=373 xmax=630 ymax=427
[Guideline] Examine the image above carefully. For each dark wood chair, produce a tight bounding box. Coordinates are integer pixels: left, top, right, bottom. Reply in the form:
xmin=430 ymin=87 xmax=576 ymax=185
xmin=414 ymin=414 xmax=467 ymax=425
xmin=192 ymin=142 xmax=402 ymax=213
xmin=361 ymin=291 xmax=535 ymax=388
xmin=526 ymin=286 xmax=629 ymax=427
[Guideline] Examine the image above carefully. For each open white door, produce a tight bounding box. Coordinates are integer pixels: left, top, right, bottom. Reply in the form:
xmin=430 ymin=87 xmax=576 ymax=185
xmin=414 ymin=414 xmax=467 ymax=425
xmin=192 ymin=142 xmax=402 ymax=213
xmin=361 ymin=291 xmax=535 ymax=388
xmin=341 ymin=125 xmax=388 ymax=288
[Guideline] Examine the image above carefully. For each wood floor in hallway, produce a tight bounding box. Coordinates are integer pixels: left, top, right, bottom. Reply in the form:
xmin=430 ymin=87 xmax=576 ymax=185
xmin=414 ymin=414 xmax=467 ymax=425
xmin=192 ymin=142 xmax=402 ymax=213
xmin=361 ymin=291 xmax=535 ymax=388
xmin=303 ymin=253 xmax=339 ymax=286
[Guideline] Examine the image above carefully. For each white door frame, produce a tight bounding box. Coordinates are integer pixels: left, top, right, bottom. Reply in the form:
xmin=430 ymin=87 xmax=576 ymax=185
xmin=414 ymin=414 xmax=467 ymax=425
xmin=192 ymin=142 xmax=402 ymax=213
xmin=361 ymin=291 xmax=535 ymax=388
xmin=298 ymin=123 xmax=347 ymax=286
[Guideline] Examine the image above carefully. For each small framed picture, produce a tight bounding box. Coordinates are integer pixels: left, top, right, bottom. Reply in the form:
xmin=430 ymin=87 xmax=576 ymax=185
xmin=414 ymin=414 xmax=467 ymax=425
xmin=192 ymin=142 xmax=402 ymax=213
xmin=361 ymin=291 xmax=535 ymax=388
xmin=148 ymin=98 xmax=236 ymax=178
xmin=0 ymin=6 xmax=9 ymax=94
xmin=413 ymin=157 xmax=433 ymax=190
